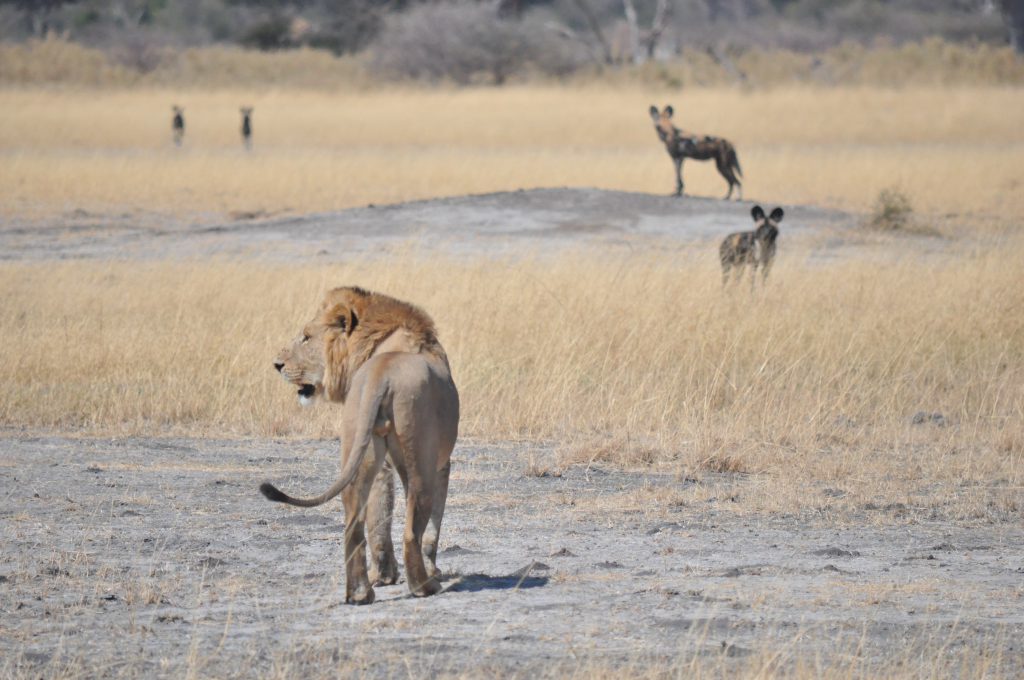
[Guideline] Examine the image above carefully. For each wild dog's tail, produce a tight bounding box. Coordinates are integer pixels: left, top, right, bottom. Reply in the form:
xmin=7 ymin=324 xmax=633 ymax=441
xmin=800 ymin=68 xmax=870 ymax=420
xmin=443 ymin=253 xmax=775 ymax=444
xmin=260 ymin=376 xmax=389 ymax=508
xmin=728 ymin=143 xmax=743 ymax=178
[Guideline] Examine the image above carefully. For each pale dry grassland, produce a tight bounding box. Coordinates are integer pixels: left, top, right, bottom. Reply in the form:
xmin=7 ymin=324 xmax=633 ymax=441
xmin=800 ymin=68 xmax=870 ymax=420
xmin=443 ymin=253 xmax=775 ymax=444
xmin=3 ymin=36 xmax=1023 ymax=89
xmin=2 ymin=86 xmax=1023 ymax=221
xmin=1 ymin=246 xmax=1021 ymax=515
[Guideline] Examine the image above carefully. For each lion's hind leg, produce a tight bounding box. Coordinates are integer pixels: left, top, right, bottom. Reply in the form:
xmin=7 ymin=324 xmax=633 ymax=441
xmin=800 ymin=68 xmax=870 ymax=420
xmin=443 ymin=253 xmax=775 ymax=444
xmin=341 ymin=436 xmax=388 ymax=605
xmin=422 ymin=460 xmax=451 ymax=580
xmin=389 ymin=441 xmax=442 ymax=597
xmin=366 ymin=459 xmax=398 ymax=587
xmin=403 ymin=487 xmax=441 ymax=597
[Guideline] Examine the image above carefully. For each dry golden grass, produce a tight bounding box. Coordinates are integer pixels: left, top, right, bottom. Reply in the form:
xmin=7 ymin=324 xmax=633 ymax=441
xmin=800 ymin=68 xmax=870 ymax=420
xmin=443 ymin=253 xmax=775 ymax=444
xmin=3 ymin=36 xmax=1023 ymax=89
xmin=1 ymin=247 xmax=1021 ymax=513
xmin=2 ymin=86 xmax=1023 ymax=221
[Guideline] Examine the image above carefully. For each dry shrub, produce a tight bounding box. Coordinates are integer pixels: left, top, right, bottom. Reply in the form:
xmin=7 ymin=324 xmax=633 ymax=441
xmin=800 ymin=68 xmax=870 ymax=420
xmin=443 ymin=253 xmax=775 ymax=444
xmin=697 ymin=454 xmax=747 ymax=474
xmin=370 ymin=2 xmax=583 ymax=84
xmin=555 ymin=437 xmax=661 ymax=469
xmin=869 ymin=187 xmax=914 ymax=231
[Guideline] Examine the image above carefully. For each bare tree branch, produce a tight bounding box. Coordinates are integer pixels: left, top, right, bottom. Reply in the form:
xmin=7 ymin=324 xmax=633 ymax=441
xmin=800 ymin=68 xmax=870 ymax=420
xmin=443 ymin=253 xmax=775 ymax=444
xmin=706 ymin=43 xmax=748 ymax=84
xmin=546 ymin=20 xmax=606 ymax=66
xmin=622 ymin=0 xmax=640 ymax=64
xmin=643 ymin=0 xmax=670 ymax=60
xmin=999 ymin=0 xmax=1024 ymax=54
xmin=569 ymin=0 xmax=613 ymax=65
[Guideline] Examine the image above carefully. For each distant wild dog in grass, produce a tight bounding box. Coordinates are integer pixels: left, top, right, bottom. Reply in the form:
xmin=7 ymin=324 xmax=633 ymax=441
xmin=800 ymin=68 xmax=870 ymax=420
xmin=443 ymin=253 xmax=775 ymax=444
xmin=171 ymin=105 xmax=185 ymax=147
xmin=648 ymin=105 xmax=743 ymax=200
xmin=240 ymin=107 xmax=253 ymax=150
xmin=720 ymin=205 xmax=783 ymax=287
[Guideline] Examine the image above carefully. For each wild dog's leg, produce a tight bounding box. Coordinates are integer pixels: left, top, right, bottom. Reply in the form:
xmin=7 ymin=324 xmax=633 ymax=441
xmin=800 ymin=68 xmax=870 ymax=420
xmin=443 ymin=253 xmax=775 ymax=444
xmin=716 ymin=155 xmax=735 ymax=200
xmin=721 ymin=261 xmax=731 ymax=287
xmin=366 ymin=459 xmax=398 ymax=586
xmin=421 ymin=459 xmax=451 ymax=580
xmin=673 ymin=156 xmax=684 ymax=196
xmin=341 ymin=436 xmax=387 ymax=605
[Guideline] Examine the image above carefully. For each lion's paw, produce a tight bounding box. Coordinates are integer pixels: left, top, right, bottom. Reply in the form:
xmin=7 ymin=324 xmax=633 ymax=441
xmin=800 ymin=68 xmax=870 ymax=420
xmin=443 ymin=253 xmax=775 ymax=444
xmin=411 ymin=577 xmax=441 ymax=598
xmin=346 ymin=584 xmax=376 ymax=605
xmin=370 ymin=559 xmax=399 ymax=586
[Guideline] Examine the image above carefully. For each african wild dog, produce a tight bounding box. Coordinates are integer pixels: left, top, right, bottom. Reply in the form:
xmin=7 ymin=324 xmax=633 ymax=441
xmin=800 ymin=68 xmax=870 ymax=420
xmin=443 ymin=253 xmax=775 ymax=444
xmin=720 ymin=205 xmax=784 ymax=287
xmin=171 ymin=105 xmax=185 ymax=147
xmin=648 ymin=105 xmax=742 ymax=200
xmin=240 ymin=107 xmax=253 ymax=150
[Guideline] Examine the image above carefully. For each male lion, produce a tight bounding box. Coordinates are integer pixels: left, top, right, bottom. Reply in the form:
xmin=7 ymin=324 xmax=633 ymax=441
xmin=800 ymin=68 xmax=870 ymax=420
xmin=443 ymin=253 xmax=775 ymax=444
xmin=262 ymin=287 xmax=459 ymax=604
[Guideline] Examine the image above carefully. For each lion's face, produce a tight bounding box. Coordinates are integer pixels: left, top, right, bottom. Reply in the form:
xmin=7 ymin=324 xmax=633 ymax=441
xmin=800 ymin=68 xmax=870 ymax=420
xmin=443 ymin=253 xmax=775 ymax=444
xmin=274 ymin=288 xmax=367 ymax=406
xmin=274 ymin=323 xmax=327 ymax=406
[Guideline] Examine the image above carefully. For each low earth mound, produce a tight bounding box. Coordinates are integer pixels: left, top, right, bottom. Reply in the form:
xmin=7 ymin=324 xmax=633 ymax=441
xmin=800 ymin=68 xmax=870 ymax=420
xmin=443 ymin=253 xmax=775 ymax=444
xmin=1 ymin=188 xmax=857 ymax=261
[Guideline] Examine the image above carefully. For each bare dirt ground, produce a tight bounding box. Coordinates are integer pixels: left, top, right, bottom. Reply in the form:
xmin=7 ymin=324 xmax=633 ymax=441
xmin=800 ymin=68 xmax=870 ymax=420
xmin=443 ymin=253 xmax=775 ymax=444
xmin=1 ymin=436 xmax=1021 ymax=678
xmin=3 ymin=188 xmax=882 ymax=261
xmin=1 ymin=190 xmax=1020 ymax=677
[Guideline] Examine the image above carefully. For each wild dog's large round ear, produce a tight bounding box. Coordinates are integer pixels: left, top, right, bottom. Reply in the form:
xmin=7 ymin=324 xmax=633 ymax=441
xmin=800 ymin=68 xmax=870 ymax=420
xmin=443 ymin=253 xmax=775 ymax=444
xmin=648 ymin=105 xmax=660 ymax=122
xmin=664 ymin=105 xmax=674 ymax=118
xmin=751 ymin=205 xmax=766 ymax=221
xmin=769 ymin=207 xmax=784 ymax=222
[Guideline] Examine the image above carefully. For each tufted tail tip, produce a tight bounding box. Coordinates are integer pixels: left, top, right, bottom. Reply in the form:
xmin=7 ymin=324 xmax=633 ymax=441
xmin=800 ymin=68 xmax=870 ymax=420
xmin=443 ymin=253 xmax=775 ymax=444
xmin=260 ymin=482 xmax=288 ymax=503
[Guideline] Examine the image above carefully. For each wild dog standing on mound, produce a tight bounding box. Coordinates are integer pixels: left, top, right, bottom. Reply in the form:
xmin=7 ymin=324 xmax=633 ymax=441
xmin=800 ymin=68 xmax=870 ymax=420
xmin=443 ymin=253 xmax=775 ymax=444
xmin=263 ymin=287 xmax=459 ymax=604
xmin=720 ymin=205 xmax=784 ymax=287
xmin=649 ymin=104 xmax=742 ymax=200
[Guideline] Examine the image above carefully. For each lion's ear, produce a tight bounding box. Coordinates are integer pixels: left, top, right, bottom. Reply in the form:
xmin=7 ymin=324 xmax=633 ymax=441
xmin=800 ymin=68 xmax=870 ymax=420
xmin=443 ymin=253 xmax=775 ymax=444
xmin=347 ymin=309 xmax=358 ymax=336
xmin=324 ymin=304 xmax=354 ymax=334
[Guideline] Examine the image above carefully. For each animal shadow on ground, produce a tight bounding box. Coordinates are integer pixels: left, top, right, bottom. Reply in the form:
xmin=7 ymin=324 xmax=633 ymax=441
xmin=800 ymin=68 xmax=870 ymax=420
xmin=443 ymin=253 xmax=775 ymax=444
xmin=445 ymin=563 xmax=550 ymax=594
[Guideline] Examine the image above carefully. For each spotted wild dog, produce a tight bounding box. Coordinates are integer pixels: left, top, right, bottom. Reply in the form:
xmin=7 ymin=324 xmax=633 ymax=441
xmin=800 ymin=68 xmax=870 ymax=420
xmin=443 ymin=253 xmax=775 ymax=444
xmin=720 ymin=205 xmax=784 ymax=287
xmin=240 ymin=107 xmax=253 ymax=150
xmin=171 ymin=105 xmax=185 ymax=147
xmin=648 ymin=105 xmax=742 ymax=200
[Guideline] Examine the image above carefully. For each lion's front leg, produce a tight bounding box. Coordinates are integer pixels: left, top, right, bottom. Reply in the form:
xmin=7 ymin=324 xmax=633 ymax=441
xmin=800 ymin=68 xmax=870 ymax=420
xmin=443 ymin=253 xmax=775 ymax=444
xmin=366 ymin=458 xmax=398 ymax=586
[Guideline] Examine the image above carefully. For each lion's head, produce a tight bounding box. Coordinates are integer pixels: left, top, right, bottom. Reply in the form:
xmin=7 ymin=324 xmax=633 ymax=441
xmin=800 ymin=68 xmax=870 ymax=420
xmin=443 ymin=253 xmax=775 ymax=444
xmin=274 ymin=286 xmax=446 ymax=405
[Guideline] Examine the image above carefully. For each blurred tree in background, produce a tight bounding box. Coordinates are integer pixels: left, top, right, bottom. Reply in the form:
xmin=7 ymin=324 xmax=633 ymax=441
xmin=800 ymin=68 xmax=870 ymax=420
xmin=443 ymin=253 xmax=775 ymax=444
xmin=0 ymin=0 xmax=1017 ymax=83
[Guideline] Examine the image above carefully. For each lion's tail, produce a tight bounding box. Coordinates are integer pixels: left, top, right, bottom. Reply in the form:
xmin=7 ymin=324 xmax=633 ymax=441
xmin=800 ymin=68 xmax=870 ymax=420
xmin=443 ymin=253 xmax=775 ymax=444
xmin=260 ymin=378 xmax=389 ymax=508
